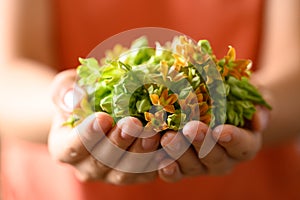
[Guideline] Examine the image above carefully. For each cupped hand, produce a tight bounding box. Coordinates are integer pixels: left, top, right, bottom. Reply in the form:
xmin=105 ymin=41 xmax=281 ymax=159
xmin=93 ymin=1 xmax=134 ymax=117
xmin=48 ymin=70 xmax=270 ymax=184
xmin=48 ymin=70 xmax=162 ymax=185
xmin=158 ymin=106 xmax=269 ymax=182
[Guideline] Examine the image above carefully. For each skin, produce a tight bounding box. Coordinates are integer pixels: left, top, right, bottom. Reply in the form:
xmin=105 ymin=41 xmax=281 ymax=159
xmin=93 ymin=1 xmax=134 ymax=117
xmin=0 ymin=0 xmax=56 ymax=143
xmin=49 ymin=70 xmax=268 ymax=183
xmin=1 ymin=0 xmax=299 ymax=184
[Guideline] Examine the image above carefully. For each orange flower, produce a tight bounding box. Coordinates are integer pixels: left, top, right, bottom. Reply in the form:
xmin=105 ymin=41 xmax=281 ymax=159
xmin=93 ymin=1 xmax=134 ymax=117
xmin=144 ymin=110 xmax=168 ymax=132
xmin=200 ymin=113 xmax=211 ymax=125
xmin=150 ymin=89 xmax=178 ymax=113
xmin=221 ymin=65 xmax=229 ymax=77
xmin=178 ymin=89 xmax=211 ymax=124
xmin=222 ymin=46 xmax=252 ymax=80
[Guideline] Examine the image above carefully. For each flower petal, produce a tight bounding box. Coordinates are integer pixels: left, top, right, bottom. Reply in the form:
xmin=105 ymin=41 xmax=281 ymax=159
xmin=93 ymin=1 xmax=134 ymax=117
xmin=200 ymin=114 xmax=211 ymax=124
xmin=144 ymin=112 xmax=154 ymax=121
xmin=166 ymin=93 xmax=178 ymax=105
xmin=164 ymin=105 xmax=176 ymax=113
xmin=150 ymin=94 xmax=159 ymax=105
xmin=227 ymin=46 xmax=236 ymax=61
xmin=160 ymin=89 xmax=169 ymax=102
xmin=160 ymin=61 xmax=169 ymax=81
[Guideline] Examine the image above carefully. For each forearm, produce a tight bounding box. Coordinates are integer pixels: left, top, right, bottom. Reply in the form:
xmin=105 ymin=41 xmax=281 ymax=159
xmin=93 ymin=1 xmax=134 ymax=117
xmin=255 ymin=0 xmax=300 ymax=145
xmin=0 ymin=59 xmax=56 ymax=143
xmin=254 ymin=67 xmax=300 ymax=145
xmin=0 ymin=0 xmax=57 ymax=143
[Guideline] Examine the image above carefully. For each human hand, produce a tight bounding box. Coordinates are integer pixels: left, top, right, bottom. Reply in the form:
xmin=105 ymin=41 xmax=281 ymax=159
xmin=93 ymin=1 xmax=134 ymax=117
xmin=158 ymin=106 xmax=269 ymax=182
xmin=48 ymin=70 xmax=163 ymax=185
xmin=48 ymin=70 xmax=270 ymax=184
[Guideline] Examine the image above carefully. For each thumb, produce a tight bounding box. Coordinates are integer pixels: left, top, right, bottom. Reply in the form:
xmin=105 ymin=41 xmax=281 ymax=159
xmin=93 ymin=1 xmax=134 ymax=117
xmin=251 ymin=105 xmax=270 ymax=133
xmin=50 ymin=69 xmax=85 ymax=114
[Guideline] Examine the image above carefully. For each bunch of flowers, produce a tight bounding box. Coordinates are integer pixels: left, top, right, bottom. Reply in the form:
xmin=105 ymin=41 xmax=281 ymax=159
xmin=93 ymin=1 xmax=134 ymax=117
xmin=64 ymin=36 xmax=271 ymax=132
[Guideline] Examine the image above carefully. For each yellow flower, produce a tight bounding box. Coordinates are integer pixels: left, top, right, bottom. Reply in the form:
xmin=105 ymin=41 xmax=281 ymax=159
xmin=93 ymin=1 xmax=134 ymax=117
xmin=173 ymin=53 xmax=189 ymax=71
xmin=159 ymin=61 xmax=169 ymax=81
xmin=159 ymin=61 xmax=187 ymax=83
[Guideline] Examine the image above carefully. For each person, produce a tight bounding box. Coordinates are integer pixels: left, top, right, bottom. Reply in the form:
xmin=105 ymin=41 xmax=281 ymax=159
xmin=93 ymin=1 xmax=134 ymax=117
xmin=0 ymin=0 xmax=300 ymax=199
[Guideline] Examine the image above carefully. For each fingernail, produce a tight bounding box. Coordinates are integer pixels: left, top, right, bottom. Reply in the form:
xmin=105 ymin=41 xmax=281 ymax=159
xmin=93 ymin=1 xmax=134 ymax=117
xmin=118 ymin=117 xmax=143 ymax=138
xmin=161 ymin=134 xmax=182 ymax=152
xmin=213 ymin=126 xmax=231 ymax=142
xmin=212 ymin=126 xmax=222 ymax=139
xmin=183 ymin=131 xmax=204 ymax=143
xmin=258 ymin=107 xmax=269 ymax=131
xmin=142 ymin=137 xmax=158 ymax=151
xmin=93 ymin=114 xmax=113 ymax=134
xmin=162 ymin=166 xmax=175 ymax=176
xmin=182 ymin=132 xmax=193 ymax=142
xmin=182 ymin=121 xmax=206 ymax=142
xmin=120 ymin=131 xmax=133 ymax=140
xmin=62 ymin=87 xmax=85 ymax=112
xmin=92 ymin=119 xmax=101 ymax=132
xmin=219 ymin=134 xmax=232 ymax=142
xmin=161 ymin=133 xmax=174 ymax=147
xmin=70 ymin=151 xmax=78 ymax=158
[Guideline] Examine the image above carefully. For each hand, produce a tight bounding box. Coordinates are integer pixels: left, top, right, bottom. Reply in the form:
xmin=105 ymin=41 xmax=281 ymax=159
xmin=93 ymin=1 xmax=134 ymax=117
xmin=158 ymin=106 xmax=269 ymax=182
xmin=48 ymin=70 xmax=162 ymax=185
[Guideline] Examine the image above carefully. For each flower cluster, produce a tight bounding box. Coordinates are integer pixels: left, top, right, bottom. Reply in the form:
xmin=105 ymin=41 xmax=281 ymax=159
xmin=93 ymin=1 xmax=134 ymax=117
xmin=65 ymin=36 xmax=271 ymax=132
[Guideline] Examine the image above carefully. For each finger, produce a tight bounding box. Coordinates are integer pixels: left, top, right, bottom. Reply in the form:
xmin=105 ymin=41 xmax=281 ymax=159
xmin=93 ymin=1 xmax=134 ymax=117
xmin=131 ymin=129 xmax=161 ymax=153
xmin=105 ymin=170 xmax=157 ymax=185
xmin=182 ymin=121 xmax=208 ymax=151
xmin=158 ymin=159 xmax=183 ymax=183
xmin=73 ymin=156 xmax=111 ymax=182
xmin=76 ymin=117 xmax=143 ymax=182
xmin=251 ymin=105 xmax=270 ymax=132
xmin=90 ymin=117 xmax=143 ymax=170
xmin=161 ymin=130 xmax=206 ymax=176
xmin=116 ymin=131 xmax=161 ymax=172
xmin=182 ymin=121 xmax=236 ymax=175
xmin=106 ymin=130 xmax=161 ymax=183
xmin=48 ymin=112 xmax=113 ymax=164
xmin=105 ymin=136 xmax=164 ymax=185
xmin=105 ymin=132 xmax=160 ymax=185
xmin=212 ymin=125 xmax=262 ymax=161
xmin=50 ymin=69 xmax=85 ymax=114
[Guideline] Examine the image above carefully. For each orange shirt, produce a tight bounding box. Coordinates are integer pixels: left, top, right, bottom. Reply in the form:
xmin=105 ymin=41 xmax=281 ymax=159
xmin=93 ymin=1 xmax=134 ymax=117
xmin=53 ymin=0 xmax=264 ymax=70
xmin=2 ymin=0 xmax=300 ymax=200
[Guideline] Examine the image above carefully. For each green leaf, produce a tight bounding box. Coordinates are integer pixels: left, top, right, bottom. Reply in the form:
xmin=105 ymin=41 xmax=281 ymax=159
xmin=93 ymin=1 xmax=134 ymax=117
xmin=230 ymin=84 xmax=249 ymax=99
xmin=167 ymin=112 xmax=186 ymax=131
xmin=226 ymin=103 xmax=237 ymax=125
xmin=62 ymin=115 xmax=80 ymax=127
xmin=198 ymin=40 xmax=213 ymax=55
xmin=242 ymin=101 xmax=256 ymax=120
xmin=130 ymin=36 xmax=149 ymax=49
xmin=113 ymin=93 xmax=131 ymax=107
xmin=77 ymin=58 xmax=101 ymax=86
xmin=68 ymin=36 xmax=272 ymax=130
xmin=136 ymin=98 xmax=151 ymax=113
xmin=227 ymin=76 xmax=272 ymax=109
xmin=100 ymin=94 xmax=113 ymax=113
